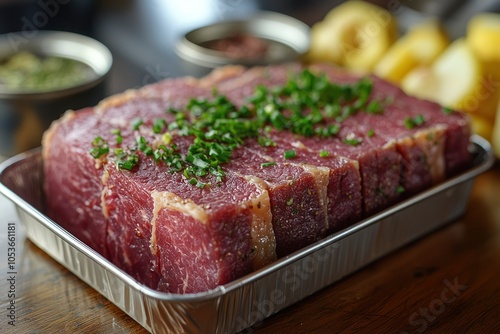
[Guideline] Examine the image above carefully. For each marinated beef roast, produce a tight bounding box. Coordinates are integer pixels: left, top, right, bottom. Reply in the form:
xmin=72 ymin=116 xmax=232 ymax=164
xmin=42 ymin=63 xmax=471 ymax=294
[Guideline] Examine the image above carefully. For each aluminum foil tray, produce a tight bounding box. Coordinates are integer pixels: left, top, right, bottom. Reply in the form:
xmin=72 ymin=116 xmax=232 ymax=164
xmin=0 ymin=135 xmax=494 ymax=334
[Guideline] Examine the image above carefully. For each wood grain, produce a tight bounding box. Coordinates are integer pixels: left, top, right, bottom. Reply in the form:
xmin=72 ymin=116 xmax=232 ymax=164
xmin=1 ymin=164 xmax=499 ymax=334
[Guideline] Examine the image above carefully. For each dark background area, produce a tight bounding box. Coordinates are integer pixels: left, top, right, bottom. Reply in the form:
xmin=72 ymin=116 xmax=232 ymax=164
xmin=1 ymin=0 xmax=500 ymax=95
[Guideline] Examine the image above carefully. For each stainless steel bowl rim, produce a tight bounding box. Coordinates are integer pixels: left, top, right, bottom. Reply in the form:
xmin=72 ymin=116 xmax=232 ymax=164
xmin=175 ymin=11 xmax=311 ymax=68
xmin=0 ymin=30 xmax=113 ymax=99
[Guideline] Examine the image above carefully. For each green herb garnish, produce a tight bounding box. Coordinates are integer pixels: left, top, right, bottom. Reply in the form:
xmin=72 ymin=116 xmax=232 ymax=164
xmin=110 ymin=129 xmax=123 ymax=145
xmin=343 ymin=134 xmax=363 ymax=146
xmin=442 ymin=106 xmax=454 ymax=115
xmin=153 ymin=119 xmax=167 ymax=134
xmin=404 ymin=115 xmax=425 ymax=129
xmin=90 ymin=69 xmax=388 ymax=186
xmin=153 ymin=144 xmax=184 ymax=172
xmin=315 ymin=124 xmax=340 ymax=137
xmin=261 ymin=161 xmax=277 ymax=168
xmin=132 ymin=118 xmax=144 ymax=131
xmin=284 ymin=149 xmax=296 ymax=159
xmin=366 ymin=101 xmax=383 ymax=114
xmin=319 ymin=150 xmax=329 ymax=158
xmin=90 ymin=136 xmax=109 ymax=158
xmin=116 ymin=153 xmax=139 ymax=171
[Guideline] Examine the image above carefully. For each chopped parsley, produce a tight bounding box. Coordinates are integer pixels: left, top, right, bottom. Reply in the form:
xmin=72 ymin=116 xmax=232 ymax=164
xmin=284 ymin=149 xmax=296 ymax=159
xmin=115 ymin=150 xmax=139 ymax=171
xmin=344 ymin=137 xmax=363 ymax=146
xmin=248 ymin=70 xmax=383 ymax=137
xmin=343 ymin=133 xmax=363 ymax=146
xmin=442 ymin=106 xmax=454 ymax=115
xmin=366 ymin=101 xmax=383 ymax=114
xmin=152 ymin=118 xmax=167 ymax=134
xmin=153 ymin=144 xmax=184 ymax=172
xmin=90 ymin=69 xmax=390 ymax=186
xmin=131 ymin=118 xmax=144 ymax=131
xmin=261 ymin=161 xmax=277 ymax=168
xmin=111 ymin=129 xmax=122 ymax=145
xmin=404 ymin=115 xmax=425 ymax=129
xmin=136 ymin=136 xmax=153 ymax=156
xmin=90 ymin=136 xmax=109 ymax=158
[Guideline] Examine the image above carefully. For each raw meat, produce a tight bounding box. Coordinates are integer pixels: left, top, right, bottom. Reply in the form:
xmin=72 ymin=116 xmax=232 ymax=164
xmin=42 ymin=63 xmax=471 ymax=293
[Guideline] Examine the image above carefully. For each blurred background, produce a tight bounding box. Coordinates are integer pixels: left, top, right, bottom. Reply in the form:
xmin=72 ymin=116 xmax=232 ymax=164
xmin=1 ymin=0 xmax=500 ymax=95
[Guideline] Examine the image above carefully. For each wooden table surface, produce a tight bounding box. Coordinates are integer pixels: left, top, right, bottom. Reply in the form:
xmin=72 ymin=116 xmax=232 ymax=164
xmin=1 ymin=160 xmax=499 ymax=334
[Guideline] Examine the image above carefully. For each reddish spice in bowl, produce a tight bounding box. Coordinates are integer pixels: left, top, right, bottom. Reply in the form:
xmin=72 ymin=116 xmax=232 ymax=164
xmin=202 ymin=33 xmax=269 ymax=60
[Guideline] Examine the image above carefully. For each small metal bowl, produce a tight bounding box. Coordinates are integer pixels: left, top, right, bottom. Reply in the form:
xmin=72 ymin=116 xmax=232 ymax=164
xmin=175 ymin=11 xmax=310 ymax=77
xmin=0 ymin=31 xmax=112 ymax=158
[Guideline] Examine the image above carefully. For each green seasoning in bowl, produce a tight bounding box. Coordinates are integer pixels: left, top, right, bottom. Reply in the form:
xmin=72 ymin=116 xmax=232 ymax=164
xmin=0 ymin=51 xmax=96 ymax=92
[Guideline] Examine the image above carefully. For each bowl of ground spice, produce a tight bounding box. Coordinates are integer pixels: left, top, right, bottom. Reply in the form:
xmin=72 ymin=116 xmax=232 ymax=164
xmin=0 ymin=31 xmax=112 ymax=157
xmin=175 ymin=11 xmax=310 ymax=76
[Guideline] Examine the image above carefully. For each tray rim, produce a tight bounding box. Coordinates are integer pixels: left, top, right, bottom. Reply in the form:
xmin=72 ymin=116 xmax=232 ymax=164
xmin=0 ymin=134 xmax=495 ymax=303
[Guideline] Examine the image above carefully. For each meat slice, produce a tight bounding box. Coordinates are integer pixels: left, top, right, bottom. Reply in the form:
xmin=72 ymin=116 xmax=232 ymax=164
xmin=242 ymin=132 xmax=362 ymax=234
xmin=103 ymin=153 xmax=269 ymax=293
xmin=226 ymin=145 xmax=330 ymax=257
xmin=43 ymin=108 xmax=110 ymax=257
